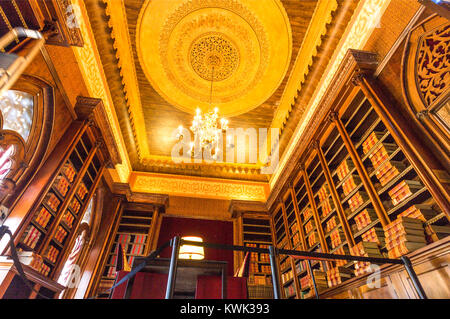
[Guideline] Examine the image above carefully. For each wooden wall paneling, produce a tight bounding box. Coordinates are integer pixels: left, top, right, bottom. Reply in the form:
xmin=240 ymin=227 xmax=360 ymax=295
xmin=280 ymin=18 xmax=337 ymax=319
xmin=314 ymin=140 xmax=355 ymax=247
xmin=331 ymin=110 xmax=390 ymax=227
xmin=355 ymin=75 xmax=450 ymax=217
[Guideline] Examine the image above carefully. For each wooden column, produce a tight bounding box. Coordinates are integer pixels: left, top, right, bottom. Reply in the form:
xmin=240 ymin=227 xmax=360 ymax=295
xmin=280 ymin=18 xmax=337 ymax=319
xmin=302 ymin=166 xmax=328 ymax=253
xmin=280 ymin=198 xmax=301 ymax=298
xmin=354 ymin=74 xmax=450 ymax=217
xmin=314 ymin=141 xmax=355 ymax=246
xmin=269 ymin=207 xmax=285 ymax=298
xmin=289 ymin=185 xmax=308 ymax=251
xmin=329 ymin=111 xmax=390 ymax=227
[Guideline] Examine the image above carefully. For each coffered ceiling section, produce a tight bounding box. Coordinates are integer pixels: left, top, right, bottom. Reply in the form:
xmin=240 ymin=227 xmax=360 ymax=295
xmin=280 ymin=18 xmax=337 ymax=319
xmin=137 ymin=0 xmax=292 ymax=117
xmin=88 ymin=0 xmax=330 ymax=181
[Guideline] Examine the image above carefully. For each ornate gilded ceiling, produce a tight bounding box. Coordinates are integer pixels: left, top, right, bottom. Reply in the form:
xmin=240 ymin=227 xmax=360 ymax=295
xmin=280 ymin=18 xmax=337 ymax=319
xmin=137 ymin=0 xmax=291 ymax=117
xmin=82 ymin=0 xmax=356 ymax=183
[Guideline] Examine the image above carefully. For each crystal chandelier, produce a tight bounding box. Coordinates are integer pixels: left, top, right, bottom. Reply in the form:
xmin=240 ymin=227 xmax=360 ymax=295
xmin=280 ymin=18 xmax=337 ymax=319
xmin=179 ymin=67 xmax=229 ymax=158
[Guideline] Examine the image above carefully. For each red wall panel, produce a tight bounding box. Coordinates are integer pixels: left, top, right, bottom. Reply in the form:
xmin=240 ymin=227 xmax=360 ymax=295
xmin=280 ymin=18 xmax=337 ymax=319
xmin=157 ymin=217 xmax=234 ymax=275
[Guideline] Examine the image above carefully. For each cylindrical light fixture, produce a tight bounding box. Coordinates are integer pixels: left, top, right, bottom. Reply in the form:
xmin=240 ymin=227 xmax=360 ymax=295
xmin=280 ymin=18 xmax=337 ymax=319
xmin=179 ymin=236 xmax=205 ymax=260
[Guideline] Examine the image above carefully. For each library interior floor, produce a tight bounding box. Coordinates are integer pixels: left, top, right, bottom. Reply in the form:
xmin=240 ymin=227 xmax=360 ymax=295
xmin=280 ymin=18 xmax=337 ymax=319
xmin=0 ymin=0 xmax=449 ymax=299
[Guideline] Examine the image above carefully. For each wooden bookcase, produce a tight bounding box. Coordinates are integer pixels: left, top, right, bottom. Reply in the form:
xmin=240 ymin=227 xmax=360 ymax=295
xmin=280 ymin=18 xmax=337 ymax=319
xmin=17 ymin=129 xmax=104 ymax=279
xmin=96 ymin=202 xmax=161 ymax=298
xmin=242 ymin=214 xmax=273 ymax=289
xmin=0 ymin=97 xmax=117 ymax=298
xmin=269 ymin=51 xmax=449 ymax=299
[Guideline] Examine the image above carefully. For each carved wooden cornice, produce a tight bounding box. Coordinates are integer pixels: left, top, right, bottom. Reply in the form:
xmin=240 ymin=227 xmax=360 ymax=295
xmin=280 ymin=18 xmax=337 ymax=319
xmin=112 ymin=182 xmax=169 ymax=209
xmin=228 ymin=199 xmax=268 ymax=218
xmin=29 ymin=0 xmax=84 ymax=47
xmin=271 ymin=0 xmax=339 ymax=131
xmin=102 ymin=0 xmax=149 ymax=160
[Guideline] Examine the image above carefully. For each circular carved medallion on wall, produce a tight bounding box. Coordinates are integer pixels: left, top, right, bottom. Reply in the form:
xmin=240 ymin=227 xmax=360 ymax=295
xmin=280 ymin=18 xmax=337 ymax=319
xmin=137 ymin=0 xmax=292 ymax=116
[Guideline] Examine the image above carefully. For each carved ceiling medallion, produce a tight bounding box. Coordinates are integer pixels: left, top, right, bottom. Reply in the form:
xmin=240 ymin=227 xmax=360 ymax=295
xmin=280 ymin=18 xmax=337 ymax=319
xmin=190 ymin=33 xmax=240 ymax=82
xmin=137 ymin=0 xmax=292 ymax=116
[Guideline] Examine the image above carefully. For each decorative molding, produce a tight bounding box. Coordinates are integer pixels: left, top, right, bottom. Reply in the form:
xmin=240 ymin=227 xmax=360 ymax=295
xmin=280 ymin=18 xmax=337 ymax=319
xmin=102 ymin=0 xmax=150 ymax=160
xmin=129 ymin=171 xmax=269 ymax=202
xmin=271 ymin=0 xmax=338 ymax=131
xmin=70 ymin=0 xmax=131 ymax=182
xmin=228 ymin=199 xmax=267 ymax=218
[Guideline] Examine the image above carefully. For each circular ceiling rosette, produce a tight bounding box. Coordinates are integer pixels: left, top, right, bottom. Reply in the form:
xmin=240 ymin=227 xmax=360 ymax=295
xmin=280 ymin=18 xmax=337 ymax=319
xmin=137 ymin=0 xmax=292 ymax=117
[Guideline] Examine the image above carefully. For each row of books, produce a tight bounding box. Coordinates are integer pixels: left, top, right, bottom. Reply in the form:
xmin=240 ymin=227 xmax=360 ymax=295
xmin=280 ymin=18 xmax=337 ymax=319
xmin=348 ymin=191 xmax=369 ymax=213
xmin=330 ymin=228 xmax=345 ymax=249
xmin=317 ymin=184 xmax=330 ymax=203
xmin=281 ymin=269 xmax=294 ymax=284
xmin=388 ymin=180 xmax=422 ymax=206
xmin=54 ymin=225 xmax=68 ymax=244
xmin=17 ymin=250 xmax=51 ymax=277
xmin=332 ymin=246 xmax=349 ymax=267
xmin=45 ymin=193 xmax=60 ymax=212
xmin=249 ymin=262 xmax=259 ymax=274
xmin=77 ymin=183 xmax=88 ymax=200
xmin=22 ymin=225 xmax=42 ymax=249
xmin=342 ymin=175 xmax=361 ymax=197
xmin=350 ymin=241 xmax=383 ymax=277
xmin=62 ymin=161 xmax=76 ymax=183
xmin=34 ymin=206 xmax=52 ymax=229
xmin=368 ymin=143 xmax=397 ymax=170
xmin=384 ymin=217 xmax=427 ymax=259
xmin=283 ymin=283 xmax=296 ymax=297
xmin=260 ymin=265 xmax=271 ymax=273
xmin=336 ymin=158 xmax=354 ymax=182
xmin=45 ymin=245 xmax=60 ymax=263
xmin=305 ymin=220 xmax=315 ymax=234
xmin=250 ymin=274 xmax=272 ymax=286
xmin=361 ymin=227 xmax=385 ymax=247
xmin=354 ymin=208 xmax=378 ymax=231
xmin=321 ymin=198 xmax=334 ymax=218
xmin=310 ymin=270 xmax=329 ymax=292
xmin=54 ymin=175 xmax=70 ymax=197
xmin=295 ymin=260 xmax=307 ymax=274
xmin=62 ymin=211 xmax=75 ymax=228
xmin=307 ymin=231 xmax=318 ymax=248
xmin=292 ymin=232 xmax=301 ymax=248
xmin=362 ymin=131 xmax=385 ymax=155
xmin=69 ymin=198 xmax=81 ymax=214
xmin=303 ymin=207 xmax=313 ymax=222
xmin=299 ymin=275 xmax=311 ymax=290
xmin=375 ymin=160 xmax=404 ymax=187
xmin=327 ymin=266 xmax=354 ymax=288
xmin=325 ymin=216 xmax=338 ymax=233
